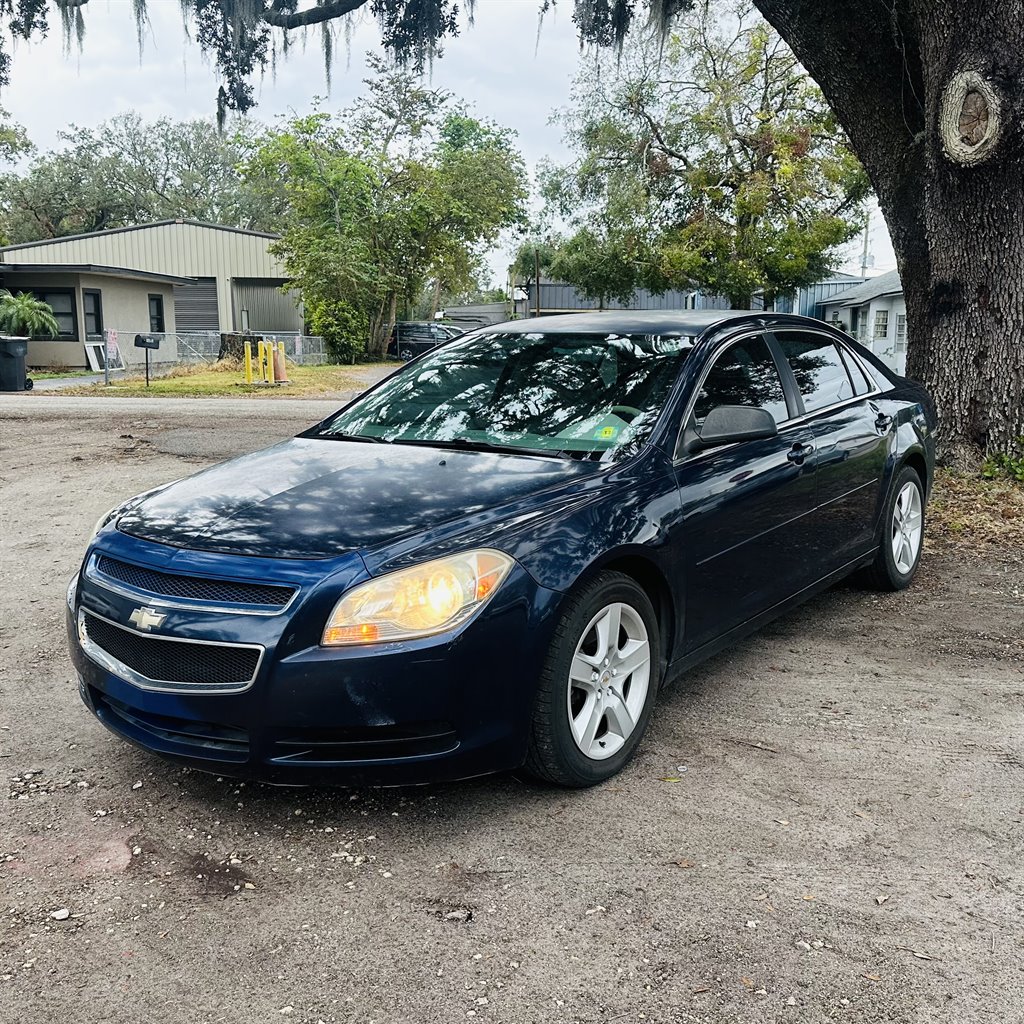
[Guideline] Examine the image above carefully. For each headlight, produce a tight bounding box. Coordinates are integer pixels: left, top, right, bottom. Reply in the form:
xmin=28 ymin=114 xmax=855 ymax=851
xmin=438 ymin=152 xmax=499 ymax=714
xmin=90 ymin=483 xmax=177 ymax=539
xmin=322 ymin=549 xmax=514 ymax=646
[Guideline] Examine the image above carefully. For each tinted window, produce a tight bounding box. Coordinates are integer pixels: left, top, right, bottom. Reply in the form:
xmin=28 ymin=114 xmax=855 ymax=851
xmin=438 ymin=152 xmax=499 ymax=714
xmin=775 ymin=332 xmax=855 ymax=412
xmin=323 ymin=330 xmax=694 ymax=459
xmin=838 ymin=345 xmax=872 ymax=395
xmin=693 ymin=335 xmax=788 ymax=425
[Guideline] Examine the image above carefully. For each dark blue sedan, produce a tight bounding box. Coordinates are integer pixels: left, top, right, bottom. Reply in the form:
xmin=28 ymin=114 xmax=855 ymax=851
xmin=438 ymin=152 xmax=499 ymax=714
xmin=66 ymin=311 xmax=935 ymax=787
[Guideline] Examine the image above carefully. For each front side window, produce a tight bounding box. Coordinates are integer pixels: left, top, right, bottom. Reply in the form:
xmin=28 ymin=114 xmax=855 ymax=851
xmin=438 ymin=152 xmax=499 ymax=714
xmin=774 ymin=331 xmax=856 ymax=413
xmin=148 ymin=295 xmax=165 ymax=333
xmin=692 ymin=335 xmax=789 ymax=426
xmin=319 ymin=330 xmax=695 ymax=459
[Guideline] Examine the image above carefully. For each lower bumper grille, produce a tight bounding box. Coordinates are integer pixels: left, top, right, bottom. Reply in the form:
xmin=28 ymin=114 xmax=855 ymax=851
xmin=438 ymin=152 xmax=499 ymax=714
xmin=92 ymin=688 xmax=249 ymax=761
xmin=81 ymin=611 xmax=262 ymax=693
xmin=271 ymin=723 xmax=458 ymax=763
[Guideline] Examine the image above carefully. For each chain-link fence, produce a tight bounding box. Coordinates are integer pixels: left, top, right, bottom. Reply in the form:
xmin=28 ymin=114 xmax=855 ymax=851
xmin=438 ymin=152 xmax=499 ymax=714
xmin=95 ymin=332 xmax=328 ymax=372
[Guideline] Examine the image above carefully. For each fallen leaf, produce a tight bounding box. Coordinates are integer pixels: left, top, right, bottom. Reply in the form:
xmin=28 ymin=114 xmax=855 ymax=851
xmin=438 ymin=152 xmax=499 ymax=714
xmin=658 ymin=776 xmax=681 ymax=783
xmin=740 ymin=977 xmax=754 ymax=988
xmin=802 ymin=894 xmax=816 ymax=901
xmin=913 ymin=952 xmax=934 ymax=961
xmin=853 ymin=810 xmax=870 ymax=819
xmin=692 ymin=987 xmax=709 ymax=994
xmin=862 ymin=973 xmax=881 ymax=982
xmin=775 ymin=819 xmax=790 ymax=826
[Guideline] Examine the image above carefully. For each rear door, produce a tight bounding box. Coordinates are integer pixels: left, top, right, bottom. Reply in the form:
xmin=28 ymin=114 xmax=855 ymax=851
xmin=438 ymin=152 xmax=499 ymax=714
xmin=672 ymin=332 xmax=817 ymax=652
xmin=768 ymin=328 xmax=891 ymax=571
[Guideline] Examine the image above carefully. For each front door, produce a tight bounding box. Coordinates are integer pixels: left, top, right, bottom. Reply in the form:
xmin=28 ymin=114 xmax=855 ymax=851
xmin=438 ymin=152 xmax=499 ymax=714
xmin=672 ymin=332 xmax=817 ymax=653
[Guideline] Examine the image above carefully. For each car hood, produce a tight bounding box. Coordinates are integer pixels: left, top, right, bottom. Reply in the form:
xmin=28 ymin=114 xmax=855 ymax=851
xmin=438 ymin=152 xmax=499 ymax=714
xmin=115 ymin=437 xmax=598 ymax=560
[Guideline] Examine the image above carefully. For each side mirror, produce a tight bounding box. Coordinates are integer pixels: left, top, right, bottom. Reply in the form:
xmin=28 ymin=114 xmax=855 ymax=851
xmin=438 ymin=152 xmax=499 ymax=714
xmin=688 ymin=404 xmax=778 ymax=452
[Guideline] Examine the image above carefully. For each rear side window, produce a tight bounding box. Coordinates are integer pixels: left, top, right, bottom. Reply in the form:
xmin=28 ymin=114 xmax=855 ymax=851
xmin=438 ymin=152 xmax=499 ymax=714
xmin=693 ymin=335 xmax=789 ymax=425
xmin=774 ymin=332 xmax=856 ymax=412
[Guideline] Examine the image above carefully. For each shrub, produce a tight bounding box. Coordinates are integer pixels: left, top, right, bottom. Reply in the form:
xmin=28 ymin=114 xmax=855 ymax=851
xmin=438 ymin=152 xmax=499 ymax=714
xmin=307 ymin=299 xmax=369 ymax=364
xmin=981 ymin=438 xmax=1024 ymax=484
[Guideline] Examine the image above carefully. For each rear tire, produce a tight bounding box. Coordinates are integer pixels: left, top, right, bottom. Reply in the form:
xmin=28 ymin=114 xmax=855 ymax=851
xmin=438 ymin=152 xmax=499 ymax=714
xmin=522 ymin=572 xmax=660 ymax=787
xmin=864 ymin=465 xmax=925 ymax=591
xmin=399 ymin=348 xmax=416 ymax=362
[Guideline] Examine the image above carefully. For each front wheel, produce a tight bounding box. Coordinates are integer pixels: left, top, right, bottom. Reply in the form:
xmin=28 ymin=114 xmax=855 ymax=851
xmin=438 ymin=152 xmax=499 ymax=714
xmin=865 ymin=465 xmax=925 ymax=591
xmin=522 ymin=572 xmax=660 ymax=787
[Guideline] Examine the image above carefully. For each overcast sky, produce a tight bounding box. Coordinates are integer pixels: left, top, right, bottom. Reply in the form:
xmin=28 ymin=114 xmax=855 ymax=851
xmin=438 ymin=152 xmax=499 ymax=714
xmin=2 ymin=0 xmax=895 ymax=282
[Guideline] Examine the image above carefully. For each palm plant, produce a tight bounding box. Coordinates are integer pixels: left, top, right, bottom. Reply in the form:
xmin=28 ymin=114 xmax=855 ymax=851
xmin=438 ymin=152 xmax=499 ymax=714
xmin=0 ymin=290 xmax=61 ymax=337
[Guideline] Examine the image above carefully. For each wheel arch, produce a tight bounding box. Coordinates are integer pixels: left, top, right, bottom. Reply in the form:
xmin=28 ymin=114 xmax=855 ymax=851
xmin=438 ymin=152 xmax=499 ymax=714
xmin=578 ymin=550 xmax=678 ymax=679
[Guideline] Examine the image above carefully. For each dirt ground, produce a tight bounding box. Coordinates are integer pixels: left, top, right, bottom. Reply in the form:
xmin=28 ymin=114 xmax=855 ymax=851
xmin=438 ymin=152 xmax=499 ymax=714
xmin=1 ymin=395 xmax=1021 ymax=1024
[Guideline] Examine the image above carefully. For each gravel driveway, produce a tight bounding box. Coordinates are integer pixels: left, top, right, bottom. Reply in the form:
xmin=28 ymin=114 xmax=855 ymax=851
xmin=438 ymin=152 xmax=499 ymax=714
xmin=1 ymin=396 xmax=1021 ymax=1024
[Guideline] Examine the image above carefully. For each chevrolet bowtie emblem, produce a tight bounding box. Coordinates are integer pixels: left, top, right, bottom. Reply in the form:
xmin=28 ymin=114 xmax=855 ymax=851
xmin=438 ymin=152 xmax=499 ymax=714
xmin=128 ymin=607 xmax=166 ymax=631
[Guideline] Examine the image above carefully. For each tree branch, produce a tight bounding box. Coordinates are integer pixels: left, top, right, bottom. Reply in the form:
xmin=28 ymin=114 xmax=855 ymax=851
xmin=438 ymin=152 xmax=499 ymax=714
xmin=263 ymin=0 xmax=368 ymax=29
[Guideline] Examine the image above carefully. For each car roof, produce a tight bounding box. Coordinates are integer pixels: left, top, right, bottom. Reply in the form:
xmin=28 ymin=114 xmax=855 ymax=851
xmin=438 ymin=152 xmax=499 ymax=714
xmin=482 ymin=310 xmax=812 ymax=336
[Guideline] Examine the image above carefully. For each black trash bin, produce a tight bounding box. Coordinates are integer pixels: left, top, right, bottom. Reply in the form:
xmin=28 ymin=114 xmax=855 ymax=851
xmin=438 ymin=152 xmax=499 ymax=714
xmin=0 ymin=337 xmax=29 ymax=392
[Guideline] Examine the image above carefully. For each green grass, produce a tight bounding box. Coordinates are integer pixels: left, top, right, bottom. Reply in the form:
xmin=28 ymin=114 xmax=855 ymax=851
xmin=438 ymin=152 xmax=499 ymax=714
xmin=29 ymin=368 xmax=98 ymax=380
xmin=51 ymin=360 xmax=381 ymax=398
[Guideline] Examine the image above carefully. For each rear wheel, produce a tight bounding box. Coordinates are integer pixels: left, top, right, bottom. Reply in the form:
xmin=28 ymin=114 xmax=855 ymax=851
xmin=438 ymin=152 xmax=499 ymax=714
xmin=399 ymin=347 xmax=416 ymax=362
xmin=522 ymin=572 xmax=660 ymax=787
xmin=865 ymin=465 xmax=925 ymax=591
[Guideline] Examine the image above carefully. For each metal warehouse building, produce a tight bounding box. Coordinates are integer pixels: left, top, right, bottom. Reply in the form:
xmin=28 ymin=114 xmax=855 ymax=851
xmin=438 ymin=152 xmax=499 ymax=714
xmin=0 ymin=220 xmax=302 ymax=368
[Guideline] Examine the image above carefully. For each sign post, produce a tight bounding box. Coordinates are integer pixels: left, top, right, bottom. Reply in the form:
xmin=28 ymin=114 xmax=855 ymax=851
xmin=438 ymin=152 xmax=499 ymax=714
xmin=103 ymin=329 xmax=118 ymax=386
xmin=133 ymin=334 xmax=160 ymax=387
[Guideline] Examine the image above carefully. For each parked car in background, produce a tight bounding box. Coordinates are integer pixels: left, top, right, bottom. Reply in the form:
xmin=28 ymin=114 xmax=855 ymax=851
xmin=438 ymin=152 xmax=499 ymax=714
xmin=67 ymin=311 xmax=935 ymax=788
xmin=387 ymin=321 xmax=463 ymax=360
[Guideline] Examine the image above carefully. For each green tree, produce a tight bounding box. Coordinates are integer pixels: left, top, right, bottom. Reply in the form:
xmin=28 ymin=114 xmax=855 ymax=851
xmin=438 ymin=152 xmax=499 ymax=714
xmin=542 ymin=6 xmax=869 ymax=309
xmin=0 ymin=112 xmax=273 ymax=243
xmin=243 ymin=58 xmax=527 ymax=357
xmin=6 ymin=0 xmax=1023 ymax=453
xmin=0 ymin=290 xmax=60 ymax=337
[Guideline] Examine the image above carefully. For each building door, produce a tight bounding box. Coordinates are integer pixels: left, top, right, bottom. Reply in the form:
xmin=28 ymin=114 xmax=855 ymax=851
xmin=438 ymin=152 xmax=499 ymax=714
xmin=173 ymin=278 xmax=219 ymax=331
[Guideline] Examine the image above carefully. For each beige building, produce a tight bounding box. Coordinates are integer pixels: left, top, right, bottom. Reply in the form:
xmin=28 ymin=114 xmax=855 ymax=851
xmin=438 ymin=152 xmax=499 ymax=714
xmin=0 ymin=220 xmax=302 ymax=368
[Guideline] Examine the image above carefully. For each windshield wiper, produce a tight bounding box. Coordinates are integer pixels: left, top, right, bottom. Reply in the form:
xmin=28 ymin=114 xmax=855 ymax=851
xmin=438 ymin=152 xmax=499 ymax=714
xmin=389 ymin=437 xmax=571 ymax=459
xmin=312 ymin=430 xmax=391 ymax=444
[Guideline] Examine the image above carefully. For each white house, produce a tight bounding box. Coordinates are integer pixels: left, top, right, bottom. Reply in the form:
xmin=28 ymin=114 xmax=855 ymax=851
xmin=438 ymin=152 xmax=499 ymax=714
xmin=817 ymin=270 xmax=907 ymax=375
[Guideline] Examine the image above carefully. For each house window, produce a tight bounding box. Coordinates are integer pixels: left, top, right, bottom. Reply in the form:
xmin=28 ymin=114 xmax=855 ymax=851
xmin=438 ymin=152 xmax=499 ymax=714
xmin=148 ymin=294 xmax=165 ymax=333
xmin=895 ymin=314 xmax=907 ymax=353
xmin=873 ymin=309 xmax=889 ymax=339
xmin=83 ymin=290 xmax=103 ymax=337
xmin=30 ymin=290 xmax=76 ymax=338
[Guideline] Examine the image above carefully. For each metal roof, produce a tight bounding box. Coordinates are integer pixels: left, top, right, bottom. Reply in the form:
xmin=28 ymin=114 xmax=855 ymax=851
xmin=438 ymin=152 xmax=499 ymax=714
xmin=819 ymin=269 xmax=903 ymax=308
xmin=0 ymin=262 xmax=196 ymax=285
xmin=0 ymin=219 xmax=279 ymax=253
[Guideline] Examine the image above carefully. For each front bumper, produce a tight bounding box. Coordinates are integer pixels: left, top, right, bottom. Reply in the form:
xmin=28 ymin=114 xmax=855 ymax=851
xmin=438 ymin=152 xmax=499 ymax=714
xmin=67 ymin=534 xmax=563 ymax=785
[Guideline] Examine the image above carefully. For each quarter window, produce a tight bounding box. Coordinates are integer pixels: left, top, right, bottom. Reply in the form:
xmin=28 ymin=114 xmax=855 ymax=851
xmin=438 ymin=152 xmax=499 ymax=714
xmin=774 ymin=331 xmax=856 ymax=413
xmin=693 ymin=335 xmax=789 ymax=426
xmin=148 ymin=294 xmax=165 ymax=334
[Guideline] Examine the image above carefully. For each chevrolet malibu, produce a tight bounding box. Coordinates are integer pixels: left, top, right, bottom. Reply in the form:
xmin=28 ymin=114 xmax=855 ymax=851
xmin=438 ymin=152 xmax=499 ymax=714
xmin=66 ymin=311 xmax=935 ymax=787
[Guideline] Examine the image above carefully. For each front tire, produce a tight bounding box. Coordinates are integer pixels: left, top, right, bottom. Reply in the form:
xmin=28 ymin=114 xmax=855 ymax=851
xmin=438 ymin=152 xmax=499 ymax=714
xmin=522 ymin=572 xmax=660 ymax=787
xmin=865 ymin=465 xmax=925 ymax=591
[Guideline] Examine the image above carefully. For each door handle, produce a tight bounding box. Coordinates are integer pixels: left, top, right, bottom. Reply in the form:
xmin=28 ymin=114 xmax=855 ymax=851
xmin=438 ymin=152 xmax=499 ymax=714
xmin=787 ymin=442 xmax=814 ymax=464
xmin=874 ymin=412 xmax=893 ymax=433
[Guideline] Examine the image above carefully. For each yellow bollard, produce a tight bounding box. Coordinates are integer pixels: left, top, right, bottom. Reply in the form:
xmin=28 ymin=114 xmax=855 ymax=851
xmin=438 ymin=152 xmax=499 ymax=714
xmin=244 ymin=341 xmax=253 ymax=385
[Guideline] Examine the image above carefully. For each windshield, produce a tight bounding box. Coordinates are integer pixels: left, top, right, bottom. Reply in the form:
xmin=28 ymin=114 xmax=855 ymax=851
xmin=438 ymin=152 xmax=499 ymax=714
xmin=317 ymin=330 xmax=695 ymax=459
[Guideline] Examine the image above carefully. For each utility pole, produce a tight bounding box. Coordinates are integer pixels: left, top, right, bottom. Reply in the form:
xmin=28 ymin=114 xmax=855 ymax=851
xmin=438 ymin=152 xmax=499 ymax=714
xmin=860 ymin=212 xmax=871 ymax=278
xmin=534 ymin=247 xmax=541 ymax=318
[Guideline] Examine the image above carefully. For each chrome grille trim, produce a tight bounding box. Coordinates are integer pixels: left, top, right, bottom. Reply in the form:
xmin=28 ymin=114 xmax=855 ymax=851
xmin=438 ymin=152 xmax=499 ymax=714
xmin=77 ymin=609 xmax=264 ymax=695
xmin=85 ymin=553 xmax=298 ymax=617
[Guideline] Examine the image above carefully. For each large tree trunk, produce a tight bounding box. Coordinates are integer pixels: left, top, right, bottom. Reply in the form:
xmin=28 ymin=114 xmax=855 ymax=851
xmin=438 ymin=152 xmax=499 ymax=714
xmin=756 ymin=0 xmax=1024 ymax=457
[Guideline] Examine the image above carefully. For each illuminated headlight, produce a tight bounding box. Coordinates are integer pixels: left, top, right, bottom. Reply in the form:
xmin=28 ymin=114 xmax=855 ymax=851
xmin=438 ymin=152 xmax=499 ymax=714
xmin=322 ymin=549 xmax=514 ymax=646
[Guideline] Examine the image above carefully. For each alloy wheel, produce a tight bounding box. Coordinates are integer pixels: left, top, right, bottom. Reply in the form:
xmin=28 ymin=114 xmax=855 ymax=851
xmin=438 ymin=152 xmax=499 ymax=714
xmin=567 ymin=601 xmax=651 ymax=760
xmin=891 ymin=480 xmax=923 ymax=574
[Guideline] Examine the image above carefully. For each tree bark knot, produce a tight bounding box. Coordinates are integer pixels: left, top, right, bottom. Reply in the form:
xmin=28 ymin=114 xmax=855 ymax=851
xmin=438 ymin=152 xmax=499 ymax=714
xmin=939 ymin=71 xmax=1003 ymax=165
